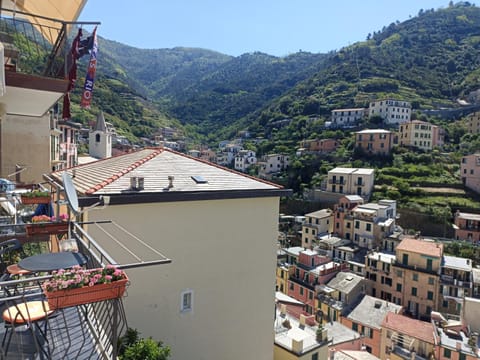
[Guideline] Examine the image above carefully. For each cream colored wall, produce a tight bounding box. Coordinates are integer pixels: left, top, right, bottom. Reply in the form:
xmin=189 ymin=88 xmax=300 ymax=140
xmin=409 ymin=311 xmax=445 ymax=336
xmin=88 ymin=196 xmax=280 ymax=360
xmin=274 ymin=345 xmax=326 ymax=360
xmin=2 ymin=113 xmax=51 ymax=183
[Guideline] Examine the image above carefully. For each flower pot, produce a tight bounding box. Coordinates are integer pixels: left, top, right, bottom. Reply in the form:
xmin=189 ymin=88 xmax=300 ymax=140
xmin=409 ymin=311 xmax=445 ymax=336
xmin=44 ymin=277 xmax=129 ymax=310
xmin=25 ymin=222 xmax=69 ymax=236
xmin=21 ymin=196 xmax=51 ymax=204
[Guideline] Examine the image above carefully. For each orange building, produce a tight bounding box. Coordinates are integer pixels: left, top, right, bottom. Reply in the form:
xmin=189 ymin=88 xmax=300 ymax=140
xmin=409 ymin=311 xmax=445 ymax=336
xmin=355 ymin=129 xmax=394 ymax=156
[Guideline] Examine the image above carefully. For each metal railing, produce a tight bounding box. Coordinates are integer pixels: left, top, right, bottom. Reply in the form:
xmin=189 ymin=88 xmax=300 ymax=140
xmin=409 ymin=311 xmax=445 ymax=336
xmin=0 ymin=7 xmax=99 ymax=78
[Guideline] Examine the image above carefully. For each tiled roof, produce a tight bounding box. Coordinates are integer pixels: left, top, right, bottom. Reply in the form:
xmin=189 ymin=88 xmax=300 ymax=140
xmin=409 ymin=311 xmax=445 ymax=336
xmin=382 ymin=312 xmax=435 ymax=344
xmin=51 ymin=148 xmax=284 ymax=195
xmin=396 ymin=238 xmax=442 ymax=258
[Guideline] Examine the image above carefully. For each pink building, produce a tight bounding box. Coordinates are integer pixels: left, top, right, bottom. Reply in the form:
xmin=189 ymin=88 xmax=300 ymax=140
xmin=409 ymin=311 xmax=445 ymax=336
xmin=300 ymin=138 xmax=339 ymax=153
xmin=454 ymin=211 xmax=480 ymax=243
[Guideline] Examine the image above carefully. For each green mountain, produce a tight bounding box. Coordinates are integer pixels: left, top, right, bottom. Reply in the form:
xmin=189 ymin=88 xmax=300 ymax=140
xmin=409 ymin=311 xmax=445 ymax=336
xmin=70 ymin=2 xmax=480 ymax=148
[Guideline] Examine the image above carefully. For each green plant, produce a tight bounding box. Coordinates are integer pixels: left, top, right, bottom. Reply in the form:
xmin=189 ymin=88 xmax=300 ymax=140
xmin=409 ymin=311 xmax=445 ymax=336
xmin=22 ymin=190 xmax=50 ymax=198
xmin=118 ymin=328 xmax=171 ymax=360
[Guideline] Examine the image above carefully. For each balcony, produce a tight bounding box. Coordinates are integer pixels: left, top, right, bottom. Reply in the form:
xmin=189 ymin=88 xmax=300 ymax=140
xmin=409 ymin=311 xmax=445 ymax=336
xmin=0 ymin=7 xmax=99 ymax=116
xmin=328 ymin=179 xmax=346 ymax=185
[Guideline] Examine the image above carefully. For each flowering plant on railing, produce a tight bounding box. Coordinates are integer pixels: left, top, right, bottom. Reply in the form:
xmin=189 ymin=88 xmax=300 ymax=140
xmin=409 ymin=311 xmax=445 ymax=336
xmin=42 ymin=265 xmax=127 ymax=292
xmin=31 ymin=214 xmax=69 ymax=223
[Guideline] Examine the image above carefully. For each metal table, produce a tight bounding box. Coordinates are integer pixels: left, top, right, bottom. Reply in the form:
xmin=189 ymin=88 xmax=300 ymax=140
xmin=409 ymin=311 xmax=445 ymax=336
xmin=18 ymin=252 xmax=87 ymax=272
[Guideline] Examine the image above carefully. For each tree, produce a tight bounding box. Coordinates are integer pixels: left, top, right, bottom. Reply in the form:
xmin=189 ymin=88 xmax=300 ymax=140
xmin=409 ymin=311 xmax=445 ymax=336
xmin=118 ymin=328 xmax=171 ymax=360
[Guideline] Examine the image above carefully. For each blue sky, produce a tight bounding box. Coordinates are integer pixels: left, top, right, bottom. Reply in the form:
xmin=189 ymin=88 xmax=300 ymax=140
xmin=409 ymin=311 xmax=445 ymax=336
xmin=80 ymin=0 xmax=450 ymax=57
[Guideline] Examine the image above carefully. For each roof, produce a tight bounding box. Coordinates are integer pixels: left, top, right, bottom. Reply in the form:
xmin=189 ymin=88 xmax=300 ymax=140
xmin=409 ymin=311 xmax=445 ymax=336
xmin=456 ymin=212 xmax=480 ymax=221
xmin=325 ymin=322 xmax=361 ymax=346
xmin=346 ymin=295 xmax=402 ymax=329
xmin=332 ymin=108 xmax=366 ymax=112
xmin=356 ymin=129 xmax=392 ymax=134
xmin=396 ymin=238 xmax=442 ymax=258
xmin=329 ymin=167 xmax=374 ymax=175
xmin=50 ymin=148 xmax=290 ymax=202
xmin=305 ymin=209 xmax=332 ymax=218
xmin=344 ymin=195 xmax=364 ymax=202
xmin=442 ymin=255 xmax=472 ymax=271
xmin=333 ymin=350 xmax=380 ymax=360
xmin=94 ymin=111 xmax=107 ymax=132
xmin=382 ymin=312 xmax=435 ymax=344
xmin=327 ymin=272 xmax=363 ymax=294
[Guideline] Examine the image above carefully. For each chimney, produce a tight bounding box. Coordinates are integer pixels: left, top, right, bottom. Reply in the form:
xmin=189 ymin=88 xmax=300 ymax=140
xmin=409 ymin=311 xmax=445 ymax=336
xmin=299 ymin=314 xmax=307 ymax=327
xmin=291 ymin=339 xmax=303 ymax=354
xmin=168 ymin=175 xmax=174 ymax=188
xmin=130 ymin=176 xmax=137 ymax=190
xmin=280 ymin=304 xmax=287 ymax=316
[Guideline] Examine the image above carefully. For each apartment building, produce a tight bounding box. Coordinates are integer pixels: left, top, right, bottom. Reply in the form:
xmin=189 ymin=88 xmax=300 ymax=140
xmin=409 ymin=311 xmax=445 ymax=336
xmin=347 ymin=200 xmax=397 ymax=249
xmin=398 ymin=120 xmax=444 ymax=151
xmin=460 ymin=154 xmax=480 ymax=195
xmin=234 ymin=149 xmax=256 ymax=172
xmin=331 ymin=108 xmax=367 ymax=128
xmin=326 ymin=167 xmax=375 ymax=198
xmin=454 ymin=211 xmax=480 ymax=243
xmin=368 ymin=99 xmax=411 ymax=124
xmin=341 ymin=295 xmax=402 ymax=357
xmin=317 ymin=272 xmax=365 ymax=324
xmin=55 ymin=148 xmax=290 ymax=360
xmin=299 ymin=138 xmax=339 ymax=153
xmin=258 ymin=153 xmax=289 ymax=178
xmin=333 ymin=195 xmax=364 ymax=238
xmin=287 ymin=250 xmax=344 ymax=314
xmin=380 ymin=312 xmax=437 ymax=360
xmin=467 ymin=112 xmax=480 ymax=134
xmin=391 ymin=238 xmax=442 ymax=320
xmin=302 ymin=209 xmax=333 ymax=248
xmin=355 ymin=129 xmax=394 ymax=156
xmin=439 ymin=255 xmax=473 ymax=317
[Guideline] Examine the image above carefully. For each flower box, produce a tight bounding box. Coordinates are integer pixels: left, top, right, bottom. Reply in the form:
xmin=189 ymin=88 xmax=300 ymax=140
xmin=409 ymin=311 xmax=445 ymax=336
xmin=25 ymin=222 xmax=69 ymax=236
xmin=45 ymin=278 xmax=129 ymax=310
xmin=21 ymin=195 xmax=51 ymax=204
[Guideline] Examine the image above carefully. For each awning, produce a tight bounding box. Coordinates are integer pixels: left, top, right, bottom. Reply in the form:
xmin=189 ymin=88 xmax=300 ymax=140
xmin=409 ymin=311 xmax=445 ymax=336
xmin=1 ymin=0 xmax=87 ymax=43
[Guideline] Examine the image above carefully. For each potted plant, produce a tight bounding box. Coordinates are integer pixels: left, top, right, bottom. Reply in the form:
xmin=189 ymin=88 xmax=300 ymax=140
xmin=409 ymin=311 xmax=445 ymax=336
xmin=21 ymin=190 xmax=51 ymax=204
xmin=25 ymin=214 xmax=69 ymax=237
xmin=42 ymin=265 xmax=129 ymax=310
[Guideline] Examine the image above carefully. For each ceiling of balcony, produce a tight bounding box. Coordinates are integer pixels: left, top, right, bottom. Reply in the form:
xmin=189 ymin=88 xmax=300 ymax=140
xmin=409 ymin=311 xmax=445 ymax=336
xmin=1 ymin=0 xmax=87 ymax=43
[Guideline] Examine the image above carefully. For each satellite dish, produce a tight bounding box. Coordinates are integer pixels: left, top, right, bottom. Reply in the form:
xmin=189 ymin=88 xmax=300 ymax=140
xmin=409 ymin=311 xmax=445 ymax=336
xmin=62 ymin=171 xmax=79 ymax=215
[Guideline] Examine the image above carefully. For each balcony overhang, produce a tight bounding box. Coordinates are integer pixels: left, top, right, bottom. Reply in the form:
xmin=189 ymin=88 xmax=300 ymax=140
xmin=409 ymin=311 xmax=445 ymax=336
xmin=2 ymin=71 xmax=69 ymax=116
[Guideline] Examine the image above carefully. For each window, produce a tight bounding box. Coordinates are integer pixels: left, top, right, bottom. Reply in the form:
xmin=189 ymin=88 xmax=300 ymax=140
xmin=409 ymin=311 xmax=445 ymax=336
xmin=290 ymin=282 xmax=294 ymax=291
xmin=180 ymin=289 xmax=193 ymax=313
xmin=366 ymin=223 xmax=372 ymax=232
xmin=352 ymin=323 xmax=358 ymax=332
xmin=412 ymin=287 xmax=417 ymax=296
xmin=402 ymin=254 xmax=408 ymax=266
xmin=396 ymin=283 xmax=402 ymax=292
xmin=427 ymin=291 xmax=434 ymax=300
xmin=396 ymin=270 xmax=402 ymax=278
xmin=444 ymin=348 xmax=451 ymax=358
xmin=413 ymin=273 xmax=418 ymax=281
xmin=300 ymin=287 xmax=304 ymax=296
xmin=428 ymin=277 xmax=434 ymax=285
xmin=312 ymin=354 xmax=319 ymax=360
xmin=355 ymin=221 xmax=360 ymax=229
xmin=426 ymin=258 xmax=433 ymax=271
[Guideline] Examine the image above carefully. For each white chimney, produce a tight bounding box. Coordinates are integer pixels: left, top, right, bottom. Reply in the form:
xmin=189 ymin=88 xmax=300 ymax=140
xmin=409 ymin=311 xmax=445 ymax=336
xmin=280 ymin=304 xmax=287 ymax=316
xmin=299 ymin=314 xmax=307 ymax=327
xmin=291 ymin=339 xmax=303 ymax=354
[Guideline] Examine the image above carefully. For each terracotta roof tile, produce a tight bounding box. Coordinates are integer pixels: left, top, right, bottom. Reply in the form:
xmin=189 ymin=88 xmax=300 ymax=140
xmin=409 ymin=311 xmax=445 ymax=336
xmin=396 ymin=238 xmax=442 ymax=258
xmin=382 ymin=312 xmax=435 ymax=344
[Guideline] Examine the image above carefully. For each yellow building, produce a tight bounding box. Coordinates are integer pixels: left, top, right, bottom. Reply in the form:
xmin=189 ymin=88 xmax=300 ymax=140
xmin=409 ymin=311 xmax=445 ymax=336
xmin=53 ymin=148 xmax=291 ymax=360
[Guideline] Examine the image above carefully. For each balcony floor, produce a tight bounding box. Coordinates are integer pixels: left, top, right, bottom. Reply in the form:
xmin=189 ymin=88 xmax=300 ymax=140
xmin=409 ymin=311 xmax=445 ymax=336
xmin=0 ymin=305 xmax=102 ymax=359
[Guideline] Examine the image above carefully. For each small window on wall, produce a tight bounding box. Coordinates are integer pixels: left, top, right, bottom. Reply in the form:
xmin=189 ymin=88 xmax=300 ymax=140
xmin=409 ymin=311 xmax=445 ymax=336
xmin=180 ymin=289 xmax=193 ymax=313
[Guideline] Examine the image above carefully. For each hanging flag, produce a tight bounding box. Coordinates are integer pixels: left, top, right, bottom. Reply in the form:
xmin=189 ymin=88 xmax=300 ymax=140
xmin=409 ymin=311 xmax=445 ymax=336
xmin=62 ymin=28 xmax=83 ymax=119
xmin=80 ymin=26 xmax=98 ymax=109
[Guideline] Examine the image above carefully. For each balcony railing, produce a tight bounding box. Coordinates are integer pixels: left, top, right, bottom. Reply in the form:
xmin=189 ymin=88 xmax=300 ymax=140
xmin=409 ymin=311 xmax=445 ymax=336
xmin=0 ymin=7 xmax=99 ymax=78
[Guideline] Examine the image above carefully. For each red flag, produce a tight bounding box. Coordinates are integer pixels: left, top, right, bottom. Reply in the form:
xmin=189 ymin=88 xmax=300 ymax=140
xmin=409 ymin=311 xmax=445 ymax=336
xmin=63 ymin=28 xmax=83 ymax=119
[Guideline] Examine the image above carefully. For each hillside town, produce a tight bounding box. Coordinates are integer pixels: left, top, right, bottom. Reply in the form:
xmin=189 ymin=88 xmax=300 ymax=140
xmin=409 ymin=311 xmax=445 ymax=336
xmin=0 ymin=1 xmax=480 ymax=360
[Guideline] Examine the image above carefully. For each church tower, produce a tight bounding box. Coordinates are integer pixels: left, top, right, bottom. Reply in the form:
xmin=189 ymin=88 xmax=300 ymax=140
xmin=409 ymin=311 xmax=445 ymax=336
xmin=89 ymin=111 xmax=112 ymax=159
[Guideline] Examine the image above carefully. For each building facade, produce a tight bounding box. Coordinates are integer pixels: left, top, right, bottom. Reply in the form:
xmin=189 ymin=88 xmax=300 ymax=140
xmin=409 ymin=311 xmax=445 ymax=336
xmin=398 ymin=120 xmax=444 ymax=151
xmin=302 ymin=209 xmax=333 ymax=248
xmin=355 ymin=129 xmax=394 ymax=156
xmin=454 ymin=211 xmax=480 ymax=243
xmin=368 ymin=99 xmax=411 ymax=124
xmin=326 ymin=168 xmax=375 ymax=198
xmin=331 ymin=108 xmax=367 ymax=128
xmin=461 ymin=154 xmax=480 ymax=195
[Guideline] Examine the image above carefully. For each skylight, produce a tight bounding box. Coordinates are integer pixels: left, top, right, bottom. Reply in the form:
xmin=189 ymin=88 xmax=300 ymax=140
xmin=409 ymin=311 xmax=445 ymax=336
xmin=191 ymin=175 xmax=208 ymax=184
